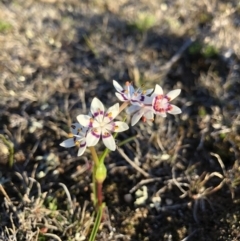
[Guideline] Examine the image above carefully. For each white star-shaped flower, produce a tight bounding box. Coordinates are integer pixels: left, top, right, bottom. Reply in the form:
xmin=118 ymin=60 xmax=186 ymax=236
xmin=60 ymin=123 xmax=88 ymax=156
xmin=77 ymin=97 xmax=129 ymax=151
xmin=113 ymin=80 xmax=153 ymax=106
xmin=126 ymin=85 xmax=181 ymax=126
xmin=152 ymin=85 xmax=181 ymax=117
xmin=126 ymin=96 xmax=154 ymax=126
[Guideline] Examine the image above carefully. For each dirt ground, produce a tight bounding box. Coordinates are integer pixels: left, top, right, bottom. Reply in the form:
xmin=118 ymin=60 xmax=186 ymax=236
xmin=0 ymin=0 xmax=240 ymax=240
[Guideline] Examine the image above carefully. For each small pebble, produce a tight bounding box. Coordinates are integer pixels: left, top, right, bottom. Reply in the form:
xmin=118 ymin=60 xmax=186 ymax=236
xmin=166 ymin=198 xmax=173 ymax=205
xmin=124 ymin=193 xmax=133 ymax=203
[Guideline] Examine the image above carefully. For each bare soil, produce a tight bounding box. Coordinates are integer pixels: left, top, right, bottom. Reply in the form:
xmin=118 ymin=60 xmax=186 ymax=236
xmin=0 ymin=1 xmax=240 ymax=241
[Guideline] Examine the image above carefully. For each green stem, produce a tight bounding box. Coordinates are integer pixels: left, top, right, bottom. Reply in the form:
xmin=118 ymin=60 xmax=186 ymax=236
xmin=88 ymin=203 xmax=105 ymax=241
xmin=99 ymin=148 xmax=110 ymax=165
xmin=89 ymin=146 xmax=99 ymax=207
xmin=118 ymin=135 xmax=137 ymax=147
xmin=89 ymin=146 xmax=99 ymax=166
xmin=99 ymin=135 xmax=137 ymax=165
xmin=92 ymin=164 xmax=97 ymax=206
xmin=88 ymin=103 xmax=131 ymax=240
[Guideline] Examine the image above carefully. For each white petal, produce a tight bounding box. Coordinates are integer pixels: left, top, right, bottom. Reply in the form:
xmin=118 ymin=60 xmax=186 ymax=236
xmin=126 ymin=105 xmax=141 ymax=115
xmin=92 ymin=120 xmax=101 ymax=128
xmin=77 ymin=115 xmax=92 ymax=127
xmin=102 ymin=133 xmax=116 ymax=151
xmin=91 ymin=97 xmax=105 ymax=116
xmin=153 ymin=84 xmax=163 ymax=96
xmin=168 ymin=105 xmax=182 ymax=115
xmin=131 ymin=109 xmax=145 ymax=126
xmin=113 ymin=121 xmax=129 ymax=132
xmin=105 ymin=103 xmax=119 ymax=120
xmin=166 ymin=89 xmax=181 ymax=101
xmin=104 ymin=123 xmax=115 ymax=132
xmin=130 ymin=95 xmax=142 ymax=106
xmin=113 ymin=80 xmax=123 ymax=92
xmin=142 ymin=95 xmax=154 ymax=105
xmin=158 ymin=112 xmax=167 ymax=117
xmin=145 ymin=88 xmax=154 ymax=95
xmin=153 ymin=107 xmax=167 ymax=117
xmin=60 ymin=138 xmax=75 ymax=148
xmin=77 ymin=141 xmax=87 ymax=156
xmin=86 ymin=129 xmax=100 ymax=147
xmin=71 ymin=123 xmax=82 ymax=134
xmin=144 ymin=110 xmax=154 ymax=120
xmin=127 ymin=84 xmax=135 ymax=96
xmin=115 ymin=92 xmax=127 ymax=102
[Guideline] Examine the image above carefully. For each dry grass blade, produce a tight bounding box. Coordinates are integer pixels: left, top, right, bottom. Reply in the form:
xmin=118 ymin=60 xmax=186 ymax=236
xmin=117 ymin=147 xmax=150 ymax=178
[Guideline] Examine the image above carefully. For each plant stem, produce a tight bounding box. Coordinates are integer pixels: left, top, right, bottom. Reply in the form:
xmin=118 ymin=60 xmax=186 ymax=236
xmin=97 ymin=182 xmax=103 ymax=207
xmin=89 ymin=146 xmax=99 ymax=207
xmin=119 ymin=101 xmax=129 ymax=114
xmin=89 ymin=146 xmax=99 ymax=166
xmin=88 ymin=203 xmax=105 ymax=241
xmin=92 ymin=164 xmax=97 ymax=207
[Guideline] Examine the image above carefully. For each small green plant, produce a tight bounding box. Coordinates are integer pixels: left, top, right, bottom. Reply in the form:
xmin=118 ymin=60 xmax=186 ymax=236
xmin=38 ymin=234 xmax=47 ymax=241
xmin=198 ymin=12 xmax=213 ymax=26
xmin=0 ymin=20 xmax=12 ymax=33
xmin=202 ymin=45 xmax=218 ymax=58
xmin=129 ymin=13 xmax=156 ymax=33
xmin=0 ymin=134 xmax=14 ymax=167
xmin=45 ymin=196 xmax=58 ymax=211
xmin=83 ymin=34 xmax=99 ymax=58
xmin=188 ymin=42 xmax=202 ymax=55
xmin=60 ymin=80 xmax=182 ymax=240
xmin=198 ymin=106 xmax=207 ymax=117
xmin=188 ymin=41 xmax=218 ymax=58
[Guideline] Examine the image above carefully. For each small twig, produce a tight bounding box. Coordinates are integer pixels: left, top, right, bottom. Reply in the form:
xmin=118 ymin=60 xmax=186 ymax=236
xmin=79 ymin=89 xmax=86 ymax=113
xmin=181 ymin=229 xmax=199 ymax=241
xmin=117 ymin=147 xmax=150 ymax=178
xmin=160 ymin=202 xmax=191 ymax=212
xmin=0 ymin=184 xmax=11 ymax=203
xmin=203 ymin=179 xmax=225 ymax=196
xmin=80 ymin=201 xmax=89 ymax=227
xmin=156 ymin=134 xmax=165 ymax=152
xmin=210 ymin=152 xmax=227 ymax=176
xmin=36 ymin=223 xmax=59 ymax=231
xmin=159 ymin=38 xmax=195 ymax=72
xmin=42 ymin=233 xmax=62 ymax=241
xmin=28 ymin=177 xmax=42 ymax=198
xmin=24 ymin=140 xmax=40 ymax=168
xmin=197 ymin=127 xmax=209 ymax=151
xmin=9 ymin=213 xmax=16 ymax=234
xmin=208 ymin=171 xmax=224 ymax=179
xmin=59 ymin=183 xmax=74 ymax=215
xmin=129 ymin=177 xmax=162 ymax=194
xmin=172 ymin=166 xmax=189 ymax=197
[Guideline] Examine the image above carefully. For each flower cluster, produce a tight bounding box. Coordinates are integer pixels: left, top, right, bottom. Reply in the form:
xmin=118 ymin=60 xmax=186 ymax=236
xmin=113 ymin=80 xmax=181 ymax=126
xmin=60 ymin=80 xmax=181 ymax=155
xmin=60 ymin=97 xmax=129 ymax=154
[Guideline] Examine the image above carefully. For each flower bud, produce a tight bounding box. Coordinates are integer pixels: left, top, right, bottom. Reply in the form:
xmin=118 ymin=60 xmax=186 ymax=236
xmin=95 ymin=162 xmax=107 ymax=183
